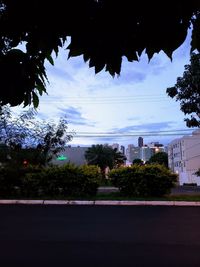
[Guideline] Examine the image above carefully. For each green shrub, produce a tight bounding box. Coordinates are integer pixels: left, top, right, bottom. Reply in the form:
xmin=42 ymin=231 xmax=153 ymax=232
xmin=0 ymin=167 xmax=18 ymax=197
xmin=79 ymin=165 xmax=101 ymax=196
xmin=109 ymin=164 xmax=177 ymax=197
xmin=0 ymin=163 xmax=102 ymax=198
xmin=21 ymin=164 xmax=101 ymax=198
xmin=0 ymin=165 xmax=43 ymax=197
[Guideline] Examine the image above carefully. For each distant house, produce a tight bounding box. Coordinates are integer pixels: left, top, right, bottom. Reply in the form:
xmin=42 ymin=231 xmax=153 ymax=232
xmin=168 ymin=130 xmax=200 ymax=185
xmin=51 ymin=146 xmax=90 ymax=166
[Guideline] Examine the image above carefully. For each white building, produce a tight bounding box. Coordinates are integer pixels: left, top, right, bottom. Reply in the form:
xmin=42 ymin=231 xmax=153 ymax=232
xmin=126 ymin=141 xmax=166 ymax=164
xmin=140 ymin=146 xmax=155 ymax=162
xmin=168 ymin=130 xmax=200 ymax=185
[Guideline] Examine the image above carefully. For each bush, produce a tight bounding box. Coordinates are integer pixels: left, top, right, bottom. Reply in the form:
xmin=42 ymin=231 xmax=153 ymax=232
xmin=21 ymin=164 xmax=101 ymax=198
xmin=79 ymin=165 xmax=101 ymax=196
xmin=0 ymin=165 xmax=43 ymax=197
xmin=109 ymin=164 xmax=177 ymax=197
xmin=0 ymin=167 xmax=20 ymax=197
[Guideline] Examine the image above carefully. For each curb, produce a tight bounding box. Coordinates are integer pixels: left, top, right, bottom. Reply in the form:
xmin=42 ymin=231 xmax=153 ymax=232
xmin=1 ymin=200 xmax=200 ymax=206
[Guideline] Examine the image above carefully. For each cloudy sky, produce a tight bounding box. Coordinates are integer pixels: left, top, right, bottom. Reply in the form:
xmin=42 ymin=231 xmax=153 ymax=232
xmin=15 ymin=30 xmax=197 ymax=148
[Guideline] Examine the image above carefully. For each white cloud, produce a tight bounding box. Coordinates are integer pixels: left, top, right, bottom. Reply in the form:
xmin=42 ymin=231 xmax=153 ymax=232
xmin=13 ymin=31 xmax=196 ymax=147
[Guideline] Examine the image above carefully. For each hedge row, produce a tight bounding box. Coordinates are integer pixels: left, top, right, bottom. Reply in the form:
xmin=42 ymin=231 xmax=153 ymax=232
xmin=109 ymin=164 xmax=177 ymax=197
xmin=0 ymin=164 xmax=101 ymax=198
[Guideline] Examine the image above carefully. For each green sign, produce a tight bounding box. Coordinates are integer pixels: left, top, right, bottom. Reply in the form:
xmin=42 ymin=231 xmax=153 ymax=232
xmin=57 ymin=155 xmax=68 ymax=161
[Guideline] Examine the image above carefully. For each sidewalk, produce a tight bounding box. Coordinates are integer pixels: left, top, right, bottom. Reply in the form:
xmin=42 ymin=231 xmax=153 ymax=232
xmin=0 ymin=199 xmax=200 ymax=206
xmin=1 ymin=186 xmax=200 ymax=206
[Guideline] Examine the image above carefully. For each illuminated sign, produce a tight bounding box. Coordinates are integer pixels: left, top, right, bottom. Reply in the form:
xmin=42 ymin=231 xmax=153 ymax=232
xmin=57 ymin=155 xmax=68 ymax=161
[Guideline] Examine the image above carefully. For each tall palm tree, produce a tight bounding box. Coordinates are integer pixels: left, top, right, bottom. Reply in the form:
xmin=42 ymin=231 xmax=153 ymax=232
xmin=85 ymin=144 xmax=126 ymax=178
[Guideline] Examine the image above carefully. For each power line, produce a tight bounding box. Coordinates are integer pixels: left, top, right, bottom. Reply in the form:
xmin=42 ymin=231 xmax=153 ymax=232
xmin=40 ymin=94 xmax=170 ymax=104
xmin=41 ymin=99 xmax=169 ymax=104
xmin=45 ymin=94 xmax=167 ymax=99
xmin=71 ymin=129 xmax=193 ymax=134
xmin=69 ymin=133 xmax=193 ymax=138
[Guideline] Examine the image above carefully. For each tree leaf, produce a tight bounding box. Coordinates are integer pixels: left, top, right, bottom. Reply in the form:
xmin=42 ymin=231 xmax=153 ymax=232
xmin=32 ymin=91 xmax=39 ymax=108
xmin=163 ymin=48 xmax=173 ymax=61
xmin=46 ymin=54 xmax=54 ymax=65
xmin=166 ymin=87 xmax=178 ymax=98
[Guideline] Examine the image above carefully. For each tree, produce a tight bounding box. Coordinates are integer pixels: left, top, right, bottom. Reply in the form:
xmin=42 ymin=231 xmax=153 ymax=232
xmin=132 ymin=158 xmax=144 ymax=165
xmin=0 ymin=0 xmax=199 ymax=107
xmin=195 ymin=169 xmax=200 ymax=177
xmin=0 ymin=105 xmax=73 ymax=165
xmin=148 ymin=152 xmax=168 ymax=168
xmin=85 ymin=144 xmax=126 ymax=177
xmin=0 ymin=105 xmax=35 ymax=148
xmin=30 ymin=117 xmax=73 ymax=165
xmin=166 ymin=53 xmax=200 ymax=127
xmin=113 ymin=148 xmax=127 ymax=168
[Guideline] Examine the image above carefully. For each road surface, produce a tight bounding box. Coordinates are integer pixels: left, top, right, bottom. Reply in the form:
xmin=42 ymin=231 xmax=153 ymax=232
xmin=0 ymin=205 xmax=200 ymax=266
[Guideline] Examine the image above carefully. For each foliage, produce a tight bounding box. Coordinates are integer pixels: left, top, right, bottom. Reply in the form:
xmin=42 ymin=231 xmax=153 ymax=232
xmin=0 ymin=163 xmax=100 ymax=198
xmin=30 ymin=117 xmax=73 ymax=165
xmin=166 ymin=53 xmax=200 ymax=127
xmin=109 ymin=164 xmax=177 ymax=197
xmin=79 ymin=165 xmax=102 ymax=196
xmin=132 ymin=158 xmax=144 ymax=165
xmin=113 ymin=148 xmax=127 ymax=168
xmin=85 ymin=144 xmax=126 ymax=177
xmin=0 ymin=164 xmax=42 ymax=197
xmin=0 ymin=105 xmax=35 ymax=148
xmin=195 ymin=169 xmax=200 ymax=177
xmin=0 ymin=143 xmax=8 ymax=162
xmin=0 ymin=166 xmax=22 ymax=197
xmin=0 ymin=105 xmax=73 ymax=166
xmin=0 ymin=1 xmax=199 ymax=107
xmin=148 ymin=152 xmax=169 ymax=168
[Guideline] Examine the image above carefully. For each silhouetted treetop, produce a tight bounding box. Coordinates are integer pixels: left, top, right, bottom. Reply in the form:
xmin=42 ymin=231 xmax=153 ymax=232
xmin=0 ymin=0 xmax=200 ymax=107
xmin=167 ymin=53 xmax=200 ymax=127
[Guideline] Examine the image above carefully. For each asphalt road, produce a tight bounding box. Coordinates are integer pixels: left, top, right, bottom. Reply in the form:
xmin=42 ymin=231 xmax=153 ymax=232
xmin=1 ymin=205 xmax=200 ymax=267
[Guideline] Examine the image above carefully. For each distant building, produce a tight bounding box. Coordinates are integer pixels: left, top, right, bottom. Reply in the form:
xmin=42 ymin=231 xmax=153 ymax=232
xmin=51 ymin=146 xmax=90 ymax=166
xmin=138 ymin=137 xmax=143 ymax=147
xmin=140 ymin=146 xmax=155 ymax=162
xmin=131 ymin=147 xmax=141 ymax=161
xmin=111 ymin=143 xmax=119 ymax=151
xmin=126 ymin=145 xmax=141 ymax=163
xmin=120 ymin=145 xmax=125 ymax=155
xmin=126 ymin=144 xmax=135 ymax=162
xmin=168 ymin=130 xmax=200 ymax=185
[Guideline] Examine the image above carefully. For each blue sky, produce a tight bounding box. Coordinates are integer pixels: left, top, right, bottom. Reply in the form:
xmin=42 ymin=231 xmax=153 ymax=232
xmin=14 ymin=31 xmax=197 ymax=147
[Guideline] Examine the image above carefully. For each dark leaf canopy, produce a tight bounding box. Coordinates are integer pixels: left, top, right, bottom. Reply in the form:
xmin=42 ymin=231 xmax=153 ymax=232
xmin=0 ymin=0 xmax=200 ymax=107
xmin=85 ymin=144 xmax=125 ymax=171
xmin=148 ymin=152 xmax=168 ymax=168
xmin=166 ymin=53 xmax=200 ymax=127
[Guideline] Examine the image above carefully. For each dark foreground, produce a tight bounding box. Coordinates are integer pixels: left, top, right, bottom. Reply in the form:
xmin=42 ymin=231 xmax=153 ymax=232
xmin=1 ymin=205 xmax=200 ymax=267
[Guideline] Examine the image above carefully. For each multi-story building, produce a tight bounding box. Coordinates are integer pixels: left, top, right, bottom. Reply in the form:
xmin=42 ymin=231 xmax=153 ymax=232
xmin=126 ymin=140 xmax=166 ymax=164
xmin=168 ymin=129 xmax=200 ymax=185
xmin=126 ymin=144 xmax=137 ymax=163
xmin=140 ymin=146 xmax=155 ymax=162
xmin=138 ymin=137 xmax=143 ymax=148
xmin=131 ymin=147 xmax=141 ymax=161
xmin=119 ymin=145 xmax=125 ymax=155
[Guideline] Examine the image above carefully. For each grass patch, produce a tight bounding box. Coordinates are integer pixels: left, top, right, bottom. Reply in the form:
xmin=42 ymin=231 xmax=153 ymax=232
xmin=2 ymin=192 xmax=200 ymax=201
xmin=95 ymin=193 xmax=200 ymax=201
